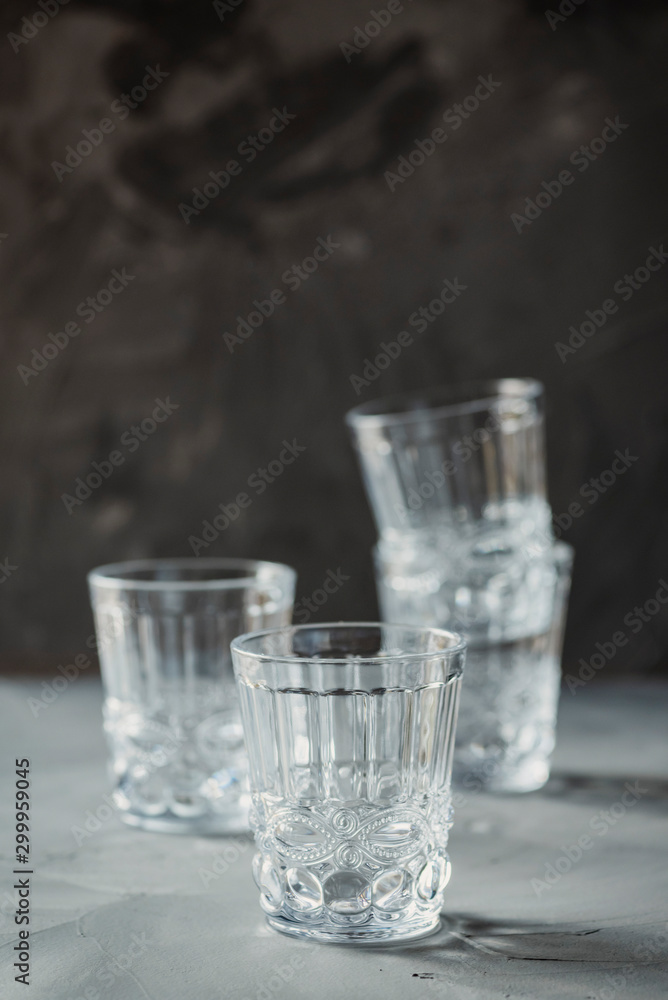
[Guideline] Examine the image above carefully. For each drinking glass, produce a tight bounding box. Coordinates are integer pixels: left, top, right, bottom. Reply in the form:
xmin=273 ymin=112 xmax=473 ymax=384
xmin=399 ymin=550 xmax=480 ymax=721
xmin=375 ymin=541 xmax=573 ymax=792
xmin=346 ymin=380 xmax=573 ymax=793
xmin=346 ymin=378 xmax=551 ymax=550
xmin=88 ymin=558 xmax=296 ymax=834
xmin=231 ymin=622 xmax=465 ymax=943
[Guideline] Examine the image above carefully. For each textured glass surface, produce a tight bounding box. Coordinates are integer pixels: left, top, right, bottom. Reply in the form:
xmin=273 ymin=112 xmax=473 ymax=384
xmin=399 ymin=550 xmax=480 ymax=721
xmin=232 ymin=623 xmax=465 ymax=943
xmin=88 ymin=558 xmax=295 ymax=834
xmin=375 ymin=541 xmax=573 ymax=792
xmin=346 ymin=379 xmax=548 ymax=538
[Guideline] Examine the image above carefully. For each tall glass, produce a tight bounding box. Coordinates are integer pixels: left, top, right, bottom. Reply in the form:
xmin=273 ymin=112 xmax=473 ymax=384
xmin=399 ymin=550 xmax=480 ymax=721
xmin=232 ymin=623 xmax=466 ymax=944
xmin=346 ymin=380 xmax=572 ymax=793
xmin=88 ymin=558 xmax=296 ymax=834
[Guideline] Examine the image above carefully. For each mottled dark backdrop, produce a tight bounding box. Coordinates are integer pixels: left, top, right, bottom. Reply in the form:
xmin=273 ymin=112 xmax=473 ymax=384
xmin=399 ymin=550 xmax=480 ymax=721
xmin=1 ymin=0 xmax=667 ymax=677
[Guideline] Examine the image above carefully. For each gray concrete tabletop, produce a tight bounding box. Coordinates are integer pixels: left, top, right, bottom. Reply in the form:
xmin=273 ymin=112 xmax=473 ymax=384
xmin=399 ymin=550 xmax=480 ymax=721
xmin=1 ymin=679 xmax=667 ymax=1000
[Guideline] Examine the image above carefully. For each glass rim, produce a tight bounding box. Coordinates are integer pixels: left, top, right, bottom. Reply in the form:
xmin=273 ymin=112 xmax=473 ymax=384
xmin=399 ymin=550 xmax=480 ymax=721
xmin=346 ymin=378 xmax=543 ymax=429
xmin=231 ymin=621 xmax=466 ymax=665
xmin=87 ymin=557 xmax=296 ymax=592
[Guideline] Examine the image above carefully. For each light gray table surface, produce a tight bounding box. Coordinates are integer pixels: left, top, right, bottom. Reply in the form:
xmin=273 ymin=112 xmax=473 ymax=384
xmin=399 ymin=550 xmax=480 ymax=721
xmin=1 ymin=678 xmax=667 ymax=1000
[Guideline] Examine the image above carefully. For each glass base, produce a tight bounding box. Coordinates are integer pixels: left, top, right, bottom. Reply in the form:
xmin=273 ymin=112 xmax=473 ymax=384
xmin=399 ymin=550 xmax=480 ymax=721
xmin=266 ymin=914 xmax=442 ymax=945
xmin=119 ymin=804 xmax=250 ymax=835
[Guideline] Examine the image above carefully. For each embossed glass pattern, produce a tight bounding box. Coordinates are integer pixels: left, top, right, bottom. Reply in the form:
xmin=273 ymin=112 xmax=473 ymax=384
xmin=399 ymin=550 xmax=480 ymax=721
xmin=232 ymin=623 xmax=465 ymax=943
xmin=88 ymin=558 xmax=296 ymax=834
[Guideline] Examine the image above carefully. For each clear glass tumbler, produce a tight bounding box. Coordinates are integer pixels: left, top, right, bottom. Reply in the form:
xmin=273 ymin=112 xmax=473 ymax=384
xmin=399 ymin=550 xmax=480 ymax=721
xmin=346 ymin=378 xmax=551 ymax=550
xmin=88 ymin=558 xmax=296 ymax=834
xmin=231 ymin=622 xmax=466 ymax=944
xmin=375 ymin=542 xmax=573 ymax=793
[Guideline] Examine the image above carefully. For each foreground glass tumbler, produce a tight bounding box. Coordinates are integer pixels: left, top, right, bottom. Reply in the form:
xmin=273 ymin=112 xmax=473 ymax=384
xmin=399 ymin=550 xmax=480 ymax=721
xmin=376 ymin=542 xmax=573 ymax=793
xmin=88 ymin=558 xmax=296 ymax=834
xmin=231 ymin=623 xmax=466 ymax=944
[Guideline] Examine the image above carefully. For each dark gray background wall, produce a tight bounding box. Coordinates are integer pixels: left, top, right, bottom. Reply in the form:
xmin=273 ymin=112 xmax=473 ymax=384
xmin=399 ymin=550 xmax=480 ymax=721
xmin=1 ymin=0 xmax=667 ymax=676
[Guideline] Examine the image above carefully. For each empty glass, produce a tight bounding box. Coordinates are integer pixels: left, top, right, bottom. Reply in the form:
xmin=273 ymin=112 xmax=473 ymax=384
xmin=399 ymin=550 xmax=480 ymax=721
xmin=88 ymin=558 xmax=296 ymax=834
xmin=346 ymin=380 xmax=573 ymax=793
xmin=346 ymin=378 xmax=551 ymax=550
xmin=376 ymin=541 xmax=573 ymax=792
xmin=231 ymin=623 xmax=465 ymax=944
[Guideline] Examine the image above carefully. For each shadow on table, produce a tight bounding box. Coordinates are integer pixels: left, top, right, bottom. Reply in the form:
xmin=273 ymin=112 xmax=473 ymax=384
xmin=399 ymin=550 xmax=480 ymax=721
xmin=359 ymin=912 xmax=668 ymax=972
xmin=544 ymin=772 xmax=668 ymax=803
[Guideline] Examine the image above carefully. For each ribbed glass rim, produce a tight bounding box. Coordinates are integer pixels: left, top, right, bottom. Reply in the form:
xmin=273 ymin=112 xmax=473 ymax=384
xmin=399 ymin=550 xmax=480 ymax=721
xmin=87 ymin=557 xmax=296 ymax=592
xmin=346 ymin=378 xmax=543 ymax=428
xmin=231 ymin=621 xmax=466 ymax=665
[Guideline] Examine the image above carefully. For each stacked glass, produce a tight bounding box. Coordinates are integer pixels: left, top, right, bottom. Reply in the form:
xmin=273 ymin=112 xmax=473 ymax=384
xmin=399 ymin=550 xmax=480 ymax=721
xmin=347 ymin=379 xmax=573 ymax=793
